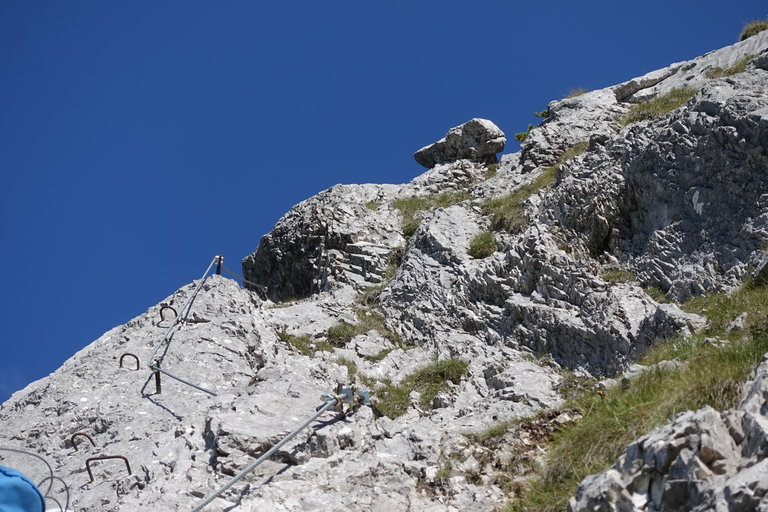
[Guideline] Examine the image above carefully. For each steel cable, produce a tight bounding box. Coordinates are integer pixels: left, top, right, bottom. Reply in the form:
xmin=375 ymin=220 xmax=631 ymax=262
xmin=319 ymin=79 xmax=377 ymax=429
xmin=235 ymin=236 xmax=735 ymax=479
xmin=188 ymin=398 xmax=338 ymax=512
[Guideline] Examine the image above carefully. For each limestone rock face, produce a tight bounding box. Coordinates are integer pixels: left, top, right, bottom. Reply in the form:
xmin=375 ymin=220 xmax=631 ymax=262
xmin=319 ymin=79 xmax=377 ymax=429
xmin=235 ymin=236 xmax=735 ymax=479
xmin=413 ymin=118 xmax=506 ymax=168
xmin=2 ymin=31 xmax=768 ymax=512
xmin=569 ymin=356 xmax=768 ymax=512
xmin=242 ymin=184 xmax=404 ymax=302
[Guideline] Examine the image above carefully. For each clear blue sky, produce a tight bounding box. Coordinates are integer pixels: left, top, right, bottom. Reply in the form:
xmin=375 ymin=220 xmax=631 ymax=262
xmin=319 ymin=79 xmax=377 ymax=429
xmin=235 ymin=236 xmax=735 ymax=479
xmin=1 ymin=1 xmax=765 ymax=403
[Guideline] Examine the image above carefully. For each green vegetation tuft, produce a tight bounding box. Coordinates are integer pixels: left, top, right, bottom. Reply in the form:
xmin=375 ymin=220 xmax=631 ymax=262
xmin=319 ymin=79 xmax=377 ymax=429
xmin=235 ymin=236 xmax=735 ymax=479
xmin=365 ymin=200 xmax=382 ymax=210
xmin=468 ymin=231 xmax=497 ymax=259
xmin=644 ymin=286 xmax=671 ymax=303
xmin=508 ymin=281 xmax=768 ymax=512
xmin=514 ymin=124 xmax=534 ymax=143
xmin=483 ymin=167 xmax=556 ymax=232
xmin=740 ymin=19 xmax=768 ymax=41
xmin=484 ymin=162 xmax=500 ymax=180
xmin=481 ymin=141 xmax=587 ymax=233
xmin=620 ymin=87 xmax=697 ymax=126
xmin=601 ymin=268 xmax=636 ymax=283
xmin=374 ymin=359 xmax=469 ymax=418
xmin=566 ymin=88 xmax=589 ymax=98
xmin=392 ymin=190 xmax=473 ymax=238
xmin=326 ymin=321 xmax=360 ymax=345
xmin=336 ymin=357 xmax=358 ymax=380
xmin=364 ymin=348 xmax=394 ymax=362
xmin=705 ymin=54 xmax=757 ymax=78
xmin=534 ymin=109 xmax=550 ymax=118
xmin=559 ymin=140 xmax=589 ymax=162
xmin=466 ymin=421 xmax=512 ymax=444
xmin=277 ymin=330 xmax=334 ymax=357
xmin=325 ymin=308 xmax=405 ymax=348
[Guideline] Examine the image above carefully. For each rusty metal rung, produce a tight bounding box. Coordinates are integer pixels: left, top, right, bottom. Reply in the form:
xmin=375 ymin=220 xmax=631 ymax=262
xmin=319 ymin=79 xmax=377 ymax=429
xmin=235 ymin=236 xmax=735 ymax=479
xmin=159 ymin=303 xmax=178 ymax=323
xmin=85 ymin=455 xmax=131 ymax=483
xmin=119 ymin=353 xmax=140 ymax=370
xmin=71 ymin=432 xmax=96 ymax=451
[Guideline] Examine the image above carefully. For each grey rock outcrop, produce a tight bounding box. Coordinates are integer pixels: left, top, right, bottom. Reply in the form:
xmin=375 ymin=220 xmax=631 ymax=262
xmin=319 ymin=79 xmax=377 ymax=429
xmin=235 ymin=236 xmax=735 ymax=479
xmin=414 ymin=118 xmax=506 ymax=168
xmin=242 ymin=184 xmax=404 ymax=302
xmin=569 ymin=355 xmax=768 ymax=512
xmin=2 ymin=28 xmax=768 ymax=512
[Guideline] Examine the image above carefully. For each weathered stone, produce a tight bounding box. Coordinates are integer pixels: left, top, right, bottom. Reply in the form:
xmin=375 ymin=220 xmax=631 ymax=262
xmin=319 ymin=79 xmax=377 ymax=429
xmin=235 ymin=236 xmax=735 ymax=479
xmin=3 ymin=30 xmax=768 ymax=512
xmin=413 ymin=118 xmax=505 ymax=168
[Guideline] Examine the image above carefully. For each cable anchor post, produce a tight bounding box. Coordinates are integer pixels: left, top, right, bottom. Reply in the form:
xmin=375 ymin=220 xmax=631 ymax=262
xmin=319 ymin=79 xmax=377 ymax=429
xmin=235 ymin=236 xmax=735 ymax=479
xmin=215 ymin=255 xmax=223 ymax=275
xmin=153 ymin=359 xmax=162 ymax=394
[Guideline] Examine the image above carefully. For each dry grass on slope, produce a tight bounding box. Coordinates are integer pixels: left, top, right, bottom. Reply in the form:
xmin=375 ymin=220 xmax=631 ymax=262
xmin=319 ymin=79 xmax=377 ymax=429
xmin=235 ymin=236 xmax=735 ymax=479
xmin=508 ymin=281 xmax=768 ymax=512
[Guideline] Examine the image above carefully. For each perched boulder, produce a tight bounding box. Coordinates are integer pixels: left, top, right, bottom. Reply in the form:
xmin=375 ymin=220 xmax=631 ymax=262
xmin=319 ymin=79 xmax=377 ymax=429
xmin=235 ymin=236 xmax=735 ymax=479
xmin=414 ymin=118 xmax=505 ymax=168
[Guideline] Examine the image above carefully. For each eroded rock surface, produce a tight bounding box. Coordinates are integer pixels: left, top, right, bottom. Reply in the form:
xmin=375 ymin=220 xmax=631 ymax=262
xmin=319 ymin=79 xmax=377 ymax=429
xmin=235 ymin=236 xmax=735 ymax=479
xmin=2 ymin=30 xmax=768 ymax=512
xmin=414 ymin=118 xmax=506 ymax=169
xmin=569 ymin=355 xmax=768 ymax=512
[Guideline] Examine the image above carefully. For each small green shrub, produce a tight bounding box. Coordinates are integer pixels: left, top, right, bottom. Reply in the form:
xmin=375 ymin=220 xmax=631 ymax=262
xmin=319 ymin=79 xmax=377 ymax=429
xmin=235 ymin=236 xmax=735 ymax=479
xmin=365 ymin=201 xmax=382 ymax=210
xmin=620 ymin=87 xmax=697 ymax=125
xmin=393 ymin=190 xmax=473 ymax=238
xmin=468 ymin=231 xmax=497 ymax=259
xmin=740 ymin=19 xmax=768 ymax=41
xmin=374 ymin=359 xmax=469 ymax=418
xmin=566 ymin=88 xmax=589 ymax=98
xmin=534 ymin=109 xmax=550 ymax=118
xmin=515 ymin=124 xmax=534 ymax=143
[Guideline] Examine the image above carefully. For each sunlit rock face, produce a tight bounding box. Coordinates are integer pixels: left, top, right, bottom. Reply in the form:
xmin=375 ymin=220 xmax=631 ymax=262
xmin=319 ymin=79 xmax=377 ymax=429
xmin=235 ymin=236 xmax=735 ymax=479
xmin=2 ymin=31 xmax=768 ymax=512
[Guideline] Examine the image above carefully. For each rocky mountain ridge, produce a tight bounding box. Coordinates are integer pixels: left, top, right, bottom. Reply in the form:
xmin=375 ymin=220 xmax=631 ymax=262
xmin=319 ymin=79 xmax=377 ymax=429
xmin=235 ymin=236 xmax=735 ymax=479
xmin=1 ymin=30 xmax=767 ymax=511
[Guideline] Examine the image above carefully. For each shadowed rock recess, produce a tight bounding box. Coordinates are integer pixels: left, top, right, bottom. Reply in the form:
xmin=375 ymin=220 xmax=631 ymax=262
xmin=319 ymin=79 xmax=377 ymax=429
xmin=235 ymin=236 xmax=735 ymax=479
xmin=2 ymin=33 xmax=768 ymax=512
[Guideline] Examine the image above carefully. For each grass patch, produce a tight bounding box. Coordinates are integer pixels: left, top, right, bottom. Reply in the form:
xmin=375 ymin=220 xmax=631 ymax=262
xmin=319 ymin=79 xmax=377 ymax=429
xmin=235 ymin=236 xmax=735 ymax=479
xmin=566 ymin=88 xmax=589 ymax=98
xmin=705 ymin=54 xmax=757 ymax=78
xmin=481 ymin=140 xmax=586 ymax=233
xmin=277 ymin=330 xmax=334 ymax=357
xmin=365 ymin=200 xmax=382 ymax=210
xmin=508 ymin=281 xmax=768 ymax=512
xmin=740 ymin=19 xmax=768 ymax=41
xmin=468 ymin=231 xmax=496 ymax=259
xmin=325 ymin=308 xmax=405 ymax=347
xmin=326 ymin=321 xmax=359 ymax=345
xmin=393 ymin=190 xmax=473 ymax=238
xmin=336 ymin=357 xmax=358 ymax=380
xmin=483 ymin=166 xmax=556 ymax=232
xmin=466 ymin=421 xmax=513 ymax=444
xmin=644 ymin=286 xmax=671 ymax=303
xmin=620 ymin=87 xmax=697 ymax=126
xmin=364 ymin=348 xmax=394 ymax=363
xmin=601 ymin=268 xmax=636 ymax=283
xmin=374 ymin=359 xmax=469 ymax=418
xmin=558 ymin=140 xmax=589 ymax=162
xmin=484 ymin=162 xmax=499 ymax=179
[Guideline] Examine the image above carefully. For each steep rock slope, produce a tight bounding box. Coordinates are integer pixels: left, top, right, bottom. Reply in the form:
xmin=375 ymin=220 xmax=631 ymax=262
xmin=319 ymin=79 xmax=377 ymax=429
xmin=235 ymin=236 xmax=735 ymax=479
xmin=1 ymin=31 xmax=767 ymax=512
